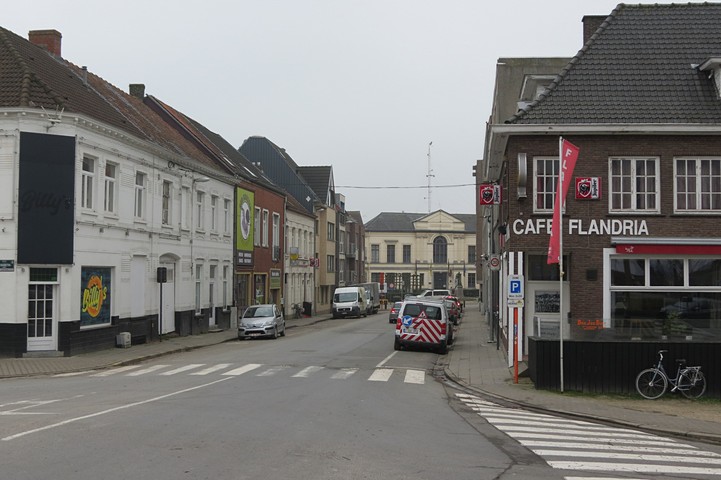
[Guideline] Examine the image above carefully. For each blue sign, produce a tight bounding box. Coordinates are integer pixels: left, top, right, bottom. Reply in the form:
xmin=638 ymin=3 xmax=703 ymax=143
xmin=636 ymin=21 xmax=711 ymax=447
xmin=508 ymin=275 xmax=524 ymax=299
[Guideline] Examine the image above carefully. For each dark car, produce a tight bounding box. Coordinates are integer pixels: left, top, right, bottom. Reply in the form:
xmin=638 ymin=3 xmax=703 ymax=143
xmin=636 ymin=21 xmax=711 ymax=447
xmin=389 ymin=301 xmax=403 ymax=324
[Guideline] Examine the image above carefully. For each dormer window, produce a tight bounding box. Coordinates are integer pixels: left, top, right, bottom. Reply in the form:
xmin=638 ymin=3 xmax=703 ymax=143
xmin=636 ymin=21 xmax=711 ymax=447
xmin=517 ymin=75 xmax=556 ymax=111
xmin=699 ymin=57 xmax=721 ymax=98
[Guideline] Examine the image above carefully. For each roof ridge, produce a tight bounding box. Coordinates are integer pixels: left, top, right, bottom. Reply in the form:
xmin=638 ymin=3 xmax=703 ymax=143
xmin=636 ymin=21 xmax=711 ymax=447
xmin=506 ymin=4 xmax=624 ymax=124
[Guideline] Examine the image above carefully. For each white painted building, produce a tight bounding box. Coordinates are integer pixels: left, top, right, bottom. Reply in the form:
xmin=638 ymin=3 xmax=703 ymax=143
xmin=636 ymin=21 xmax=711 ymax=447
xmin=284 ymin=197 xmax=316 ymax=316
xmin=0 ymin=28 xmax=234 ymax=356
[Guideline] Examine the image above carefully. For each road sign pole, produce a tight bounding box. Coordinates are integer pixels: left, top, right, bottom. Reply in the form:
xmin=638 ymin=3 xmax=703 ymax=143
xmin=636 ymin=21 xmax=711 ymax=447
xmin=513 ymin=307 xmax=518 ymax=383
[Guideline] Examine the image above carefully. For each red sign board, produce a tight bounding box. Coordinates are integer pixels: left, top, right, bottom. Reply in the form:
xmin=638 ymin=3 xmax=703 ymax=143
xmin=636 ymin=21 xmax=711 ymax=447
xmin=479 ymin=183 xmax=502 ymax=205
xmin=575 ymin=177 xmax=601 ymax=200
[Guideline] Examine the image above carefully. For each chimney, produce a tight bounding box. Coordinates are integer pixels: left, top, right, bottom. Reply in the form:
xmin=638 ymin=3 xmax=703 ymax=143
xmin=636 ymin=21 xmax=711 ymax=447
xmin=582 ymin=15 xmax=606 ymax=45
xmin=129 ymin=84 xmax=146 ymax=99
xmin=28 ymin=29 xmax=62 ymax=56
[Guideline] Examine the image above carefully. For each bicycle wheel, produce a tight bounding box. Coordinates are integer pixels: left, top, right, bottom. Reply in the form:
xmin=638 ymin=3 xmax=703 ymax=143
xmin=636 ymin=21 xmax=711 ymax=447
xmin=680 ymin=371 xmax=707 ymax=399
xmin=635 ymin=368 xmax=668 ymax=399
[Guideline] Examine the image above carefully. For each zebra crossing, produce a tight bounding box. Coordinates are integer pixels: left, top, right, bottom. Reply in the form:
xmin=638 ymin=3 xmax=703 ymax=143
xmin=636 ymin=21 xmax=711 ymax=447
xmin=456 ymin=393 xmax=721 ymax=479
xmin=57 ymin=363 xmax=426 ymax=385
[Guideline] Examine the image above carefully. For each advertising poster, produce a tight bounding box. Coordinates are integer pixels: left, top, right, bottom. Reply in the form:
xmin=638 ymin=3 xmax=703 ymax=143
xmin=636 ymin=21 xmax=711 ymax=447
xmin=236 ymin=187 xmax=255 ymax=265
xmin=81 ymin=267 xmax=111 ymax=327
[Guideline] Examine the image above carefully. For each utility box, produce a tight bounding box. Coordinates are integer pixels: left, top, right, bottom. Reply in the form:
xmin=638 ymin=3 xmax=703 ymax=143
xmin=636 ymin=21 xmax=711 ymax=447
xmin=116 ymin=332 xmax=131 ymax=348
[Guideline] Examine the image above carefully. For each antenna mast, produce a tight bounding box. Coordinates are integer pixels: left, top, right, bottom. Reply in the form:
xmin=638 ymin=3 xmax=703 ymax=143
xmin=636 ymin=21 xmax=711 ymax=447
xmin=426 ymin=141 xmax=434 ymax=212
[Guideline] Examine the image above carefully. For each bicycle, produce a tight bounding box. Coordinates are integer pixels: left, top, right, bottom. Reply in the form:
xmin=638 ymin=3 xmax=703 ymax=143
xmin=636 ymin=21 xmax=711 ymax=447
xmin=635 ymin=349 xmax=706 ymax=400
xmin=291 ymin=303 xmax=303 ymax=319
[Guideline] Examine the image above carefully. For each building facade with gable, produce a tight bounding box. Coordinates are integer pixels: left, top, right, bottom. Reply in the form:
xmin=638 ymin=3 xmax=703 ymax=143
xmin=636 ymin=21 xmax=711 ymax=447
xmin=0 ymin=28 xmax=236 ymax=356
xmin=365 ymin=210 xmax=477 ymax=300
xmin=479 ymin=4 xmax=721 ymax=371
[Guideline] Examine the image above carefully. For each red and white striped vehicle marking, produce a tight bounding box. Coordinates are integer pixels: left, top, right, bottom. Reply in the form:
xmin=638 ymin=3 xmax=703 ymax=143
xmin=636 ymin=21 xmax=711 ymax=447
xmin=397 ymin=310 xmax=444 ymax=344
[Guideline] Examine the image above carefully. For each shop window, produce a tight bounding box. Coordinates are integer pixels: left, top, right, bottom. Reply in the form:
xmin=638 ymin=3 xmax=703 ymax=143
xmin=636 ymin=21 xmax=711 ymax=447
xmin=528 ymin=254 xmax=568 ymax=281
xmin=610 ymin=258 xmax=645 ymax=286
xmin=649 ymin=259 xmax=683 ymax=286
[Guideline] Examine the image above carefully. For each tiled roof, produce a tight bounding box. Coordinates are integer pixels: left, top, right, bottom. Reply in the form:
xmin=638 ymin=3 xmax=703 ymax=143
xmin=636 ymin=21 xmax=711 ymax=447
xmin=297 ymin=165 xmax=333 ymax=203
xmin=145 ymin=96 xmax=285 ymax=193
xmin=508 ymin=3 xmax=721 ymax=124
xmin=239 ymin=136 xmax=320 ymax=214
xmin=0 ymin=26 xmax=226 ymax=173
xmin=365 ymin=211 xmax=476 ymax=233
xmin=0 ymin=27 xmax=144 ymax=136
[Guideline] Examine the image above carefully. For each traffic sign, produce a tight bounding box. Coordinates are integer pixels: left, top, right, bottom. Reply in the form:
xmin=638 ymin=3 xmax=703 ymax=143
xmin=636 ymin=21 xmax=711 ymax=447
xmin=508 ymin=275 xmax=524 ymax=299
xmin=488 ymin=255 xmax=501 ymax=271
xmin=507 ymin=298 xmax=524 ymax=308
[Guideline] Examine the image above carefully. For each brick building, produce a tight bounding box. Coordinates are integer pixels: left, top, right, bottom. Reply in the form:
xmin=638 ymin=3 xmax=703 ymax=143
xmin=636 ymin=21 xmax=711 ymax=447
xmin=479 ymin=3 xmax=721 ymax=362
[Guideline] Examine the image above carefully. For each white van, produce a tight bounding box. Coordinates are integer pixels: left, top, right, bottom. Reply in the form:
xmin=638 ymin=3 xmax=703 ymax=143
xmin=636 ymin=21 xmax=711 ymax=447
xmin=419 ymin=289 xmax=451 ymax=297
xmin=394 ymin=298 xmax=453 ymax=354
xmin=332 ymin=286 xmax=367 ymax=319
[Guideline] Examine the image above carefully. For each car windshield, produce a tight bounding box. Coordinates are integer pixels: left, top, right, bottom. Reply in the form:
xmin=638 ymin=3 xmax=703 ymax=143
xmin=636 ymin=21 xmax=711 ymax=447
xmin=334 ymin=292 xmax=359 ymax=302
xmin=403 ymin=303 xmax=442 ymax=320
xmin=245 ymin=306 xmax=274 ymax=318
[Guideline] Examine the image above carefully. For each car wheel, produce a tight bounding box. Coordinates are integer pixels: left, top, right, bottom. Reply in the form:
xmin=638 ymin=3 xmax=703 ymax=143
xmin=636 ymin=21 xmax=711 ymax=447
xmin=272 ymin=326 xmax=279 ymax=339
xmin=280 ymin=323 xmax=286 ymax=337
xmin=393 ymin=337 xmax=401 ymax=351
xmin=437 ymin=342 xmax=448 ymax=355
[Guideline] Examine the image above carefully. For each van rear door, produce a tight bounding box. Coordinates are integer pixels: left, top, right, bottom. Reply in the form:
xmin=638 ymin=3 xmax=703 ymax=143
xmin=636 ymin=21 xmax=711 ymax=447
xmin=397 ymin=303 xmax=445 ymax=345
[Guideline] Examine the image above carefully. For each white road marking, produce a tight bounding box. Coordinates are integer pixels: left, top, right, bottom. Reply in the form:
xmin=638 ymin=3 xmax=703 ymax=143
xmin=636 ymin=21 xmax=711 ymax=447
xmin=456 ymin=393 xmax=721 ymax=477
xmin=190 ymin=363 xmax=232 ymax=375
xmin=53 ymin=371 xmax=96 ymax=377
xmin=497 ymin=425 xmax=667 ymax=440
xmin=484 ymin=417 xmax=659 ymax=434
xmin=2 ymin=378 xmax=232 ymax=442
xmin=523 ymin=441 xmax=711 ymax=456
xmin=331 ymin=368 xmax=358 ymax=379
xmin=549 ymin=461 xmax=721 ymax=475
xmin=257 ymin=366 xmax=289 ymax=377
xmin=126 ymin=365 xmax=170 ymax=376
xmin=90 ymin=365 xmax=142 ymax=377
xmin=222 ymin=364 xmax=263 ymax=376
xmin=511 ymin=433 xmax=680 ymax=447
xmin=292 ymin=366 xmax=324 ymax=378
xmin=376 ymin=351 xmax=397 ymax=368
xmin=160 ymin=364 xmax=206 ymax=375
xmin=564 ymin=478 xmax=647 ymax=480
xmin=404 ymin=369 xmax=425 ymax=384
xmin=535 ymin=449 xmax=721 ymax=464
xmin=368 ymin=368 xmax=393 ymax=382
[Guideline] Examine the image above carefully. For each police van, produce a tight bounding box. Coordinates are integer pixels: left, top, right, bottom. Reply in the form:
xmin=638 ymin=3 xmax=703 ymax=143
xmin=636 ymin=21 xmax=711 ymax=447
xmin=393 ymin=298 xmax=453 ymax=354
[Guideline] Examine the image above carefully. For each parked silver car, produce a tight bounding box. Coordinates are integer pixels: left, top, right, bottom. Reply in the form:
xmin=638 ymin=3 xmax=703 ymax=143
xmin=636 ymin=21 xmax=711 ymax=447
xmin=238 ymin=304 xmax=286 ymax=339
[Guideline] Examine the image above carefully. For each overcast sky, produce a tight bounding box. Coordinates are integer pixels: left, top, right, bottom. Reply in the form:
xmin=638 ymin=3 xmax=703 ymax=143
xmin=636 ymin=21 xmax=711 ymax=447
xmin=4 ymin=0 xmax=679 ymax=223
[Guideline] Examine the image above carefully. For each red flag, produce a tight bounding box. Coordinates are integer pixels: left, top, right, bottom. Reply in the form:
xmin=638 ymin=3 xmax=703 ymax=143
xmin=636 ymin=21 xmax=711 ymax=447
xmin=547 ymin=139 xmax=580 ymax=264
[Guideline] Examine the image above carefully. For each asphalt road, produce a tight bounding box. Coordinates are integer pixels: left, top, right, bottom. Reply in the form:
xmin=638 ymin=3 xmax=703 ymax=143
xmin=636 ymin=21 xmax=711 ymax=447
xmin=0 ymin=313 xmax=561 ymax=480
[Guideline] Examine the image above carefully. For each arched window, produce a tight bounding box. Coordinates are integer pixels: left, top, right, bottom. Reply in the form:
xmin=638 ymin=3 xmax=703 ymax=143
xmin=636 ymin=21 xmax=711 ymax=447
xmin=433 ymin=236 xmax=448 ymax=264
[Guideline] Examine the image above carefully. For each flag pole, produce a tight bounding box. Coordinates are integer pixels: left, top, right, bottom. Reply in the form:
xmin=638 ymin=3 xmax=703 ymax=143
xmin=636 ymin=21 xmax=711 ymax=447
xmin=558 ymin=136 xmax=565 ymax=393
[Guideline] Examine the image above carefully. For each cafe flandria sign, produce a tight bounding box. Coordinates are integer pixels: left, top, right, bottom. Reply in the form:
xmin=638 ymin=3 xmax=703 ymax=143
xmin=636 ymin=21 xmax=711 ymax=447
xmin=513 ymin=218 xmax=649 ymax=236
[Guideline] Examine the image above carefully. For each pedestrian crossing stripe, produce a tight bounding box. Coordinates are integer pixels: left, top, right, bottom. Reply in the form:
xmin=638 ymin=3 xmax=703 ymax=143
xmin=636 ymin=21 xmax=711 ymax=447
xmin=455 ymin=393 xmax=721 ymax=478
xmin=69 ymin=363 xmax=426 ymax=384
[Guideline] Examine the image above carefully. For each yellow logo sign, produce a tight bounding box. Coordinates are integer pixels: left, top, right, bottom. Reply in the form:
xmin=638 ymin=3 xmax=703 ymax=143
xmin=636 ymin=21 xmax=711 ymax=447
xmin=82 ymin=275 xmax=107 ymax=318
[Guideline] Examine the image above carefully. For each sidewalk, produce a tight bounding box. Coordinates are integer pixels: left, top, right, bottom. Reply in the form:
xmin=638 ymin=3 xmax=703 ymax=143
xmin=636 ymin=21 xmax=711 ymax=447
xmin=0 ymin=315 xmax=325 ymax=378
xmin=2 ymin=306 xmax=720 ymax=445
xmin=444 ymin=304 xmax=721 ymax=446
